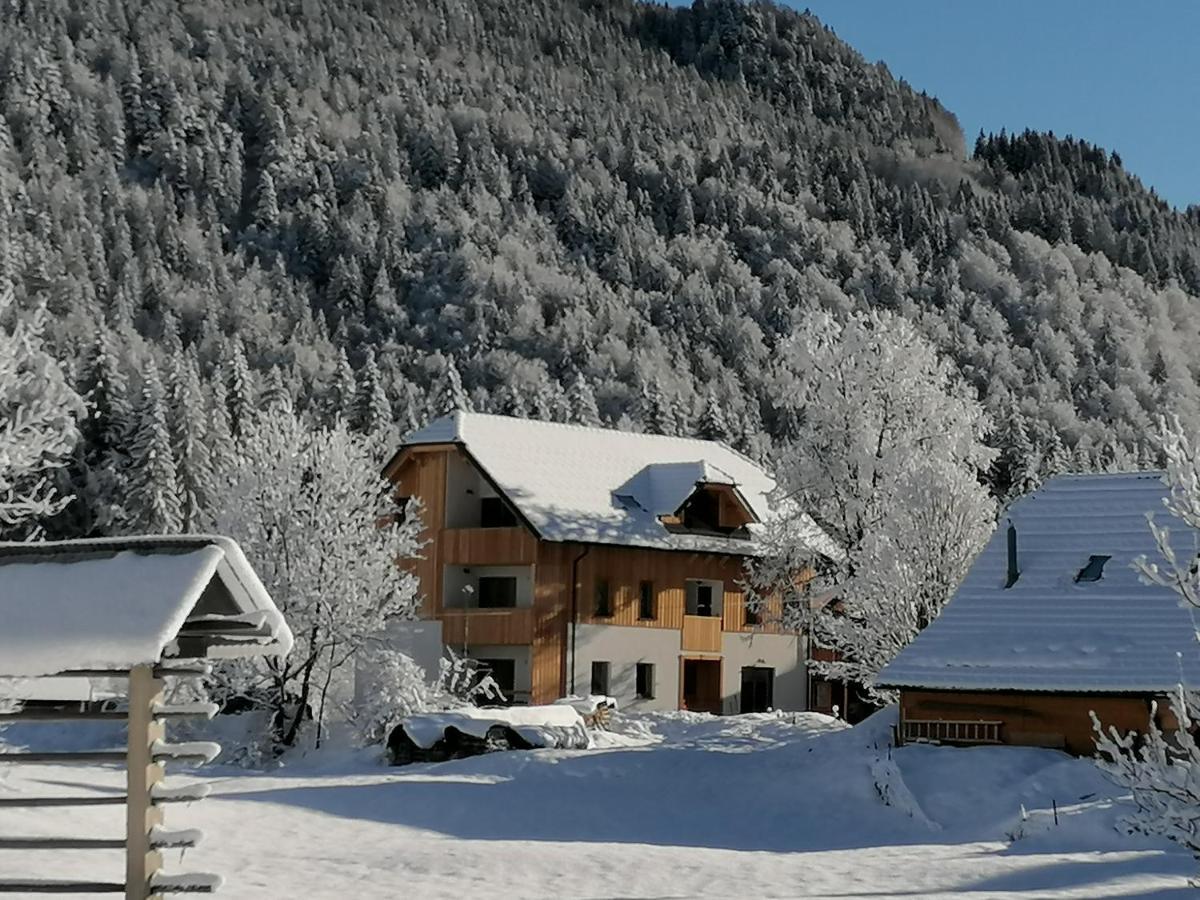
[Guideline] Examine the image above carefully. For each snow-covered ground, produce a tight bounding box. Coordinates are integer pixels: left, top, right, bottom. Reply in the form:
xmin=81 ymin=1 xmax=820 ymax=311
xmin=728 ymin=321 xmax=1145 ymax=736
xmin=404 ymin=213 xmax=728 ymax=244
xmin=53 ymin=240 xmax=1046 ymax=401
xmin=0 ymin=709 xmax=1194 ymax=898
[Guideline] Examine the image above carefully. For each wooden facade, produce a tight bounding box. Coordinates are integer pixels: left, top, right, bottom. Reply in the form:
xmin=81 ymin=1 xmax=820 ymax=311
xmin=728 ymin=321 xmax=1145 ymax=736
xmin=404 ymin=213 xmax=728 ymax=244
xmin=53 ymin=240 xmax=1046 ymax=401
xmin=898 ymin=688 xmax=1175 ymax=756
xmin=386 ymin=444 xmax=792 ymax=706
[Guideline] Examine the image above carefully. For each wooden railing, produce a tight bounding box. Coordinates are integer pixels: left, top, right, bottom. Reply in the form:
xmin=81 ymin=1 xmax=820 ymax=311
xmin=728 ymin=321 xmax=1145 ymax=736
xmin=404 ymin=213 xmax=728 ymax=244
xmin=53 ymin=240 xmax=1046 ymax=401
xmin=681 ymin=615 xmax=722 ymax=653
xmin=440 ymin=608 xmax=534 ymax=646
xmin=901 ymin=719 xmax=1002 ymax=745
xmin=439 ymin=527 xmax=536 ymax=565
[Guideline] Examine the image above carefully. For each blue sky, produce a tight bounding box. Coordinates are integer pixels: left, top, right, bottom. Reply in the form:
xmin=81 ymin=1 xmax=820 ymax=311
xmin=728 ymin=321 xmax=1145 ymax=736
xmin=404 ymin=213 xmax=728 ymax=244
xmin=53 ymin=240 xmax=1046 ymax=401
xmin=701 ymin=2 xmax=1199 ymax=210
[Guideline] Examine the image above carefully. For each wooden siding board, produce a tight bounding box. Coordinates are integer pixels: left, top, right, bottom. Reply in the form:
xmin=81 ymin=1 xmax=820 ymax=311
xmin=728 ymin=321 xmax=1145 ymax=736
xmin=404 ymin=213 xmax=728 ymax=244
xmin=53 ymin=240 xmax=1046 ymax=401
xmin=900 ymin=689 xmax=1164 ymax=755
xmin=441 ymin=609 xmax=533 ymax=645
xmin=682 ymin=616 xmax=722 ymax=652
xmin=440 ymin=527 xmax=537 ymax=565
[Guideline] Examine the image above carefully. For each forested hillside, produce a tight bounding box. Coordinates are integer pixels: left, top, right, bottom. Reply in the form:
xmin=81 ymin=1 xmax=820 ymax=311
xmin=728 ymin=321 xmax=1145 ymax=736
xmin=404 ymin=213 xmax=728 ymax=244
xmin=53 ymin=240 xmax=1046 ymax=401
xmin=2 ymin=0 xmax=1199 ymax=537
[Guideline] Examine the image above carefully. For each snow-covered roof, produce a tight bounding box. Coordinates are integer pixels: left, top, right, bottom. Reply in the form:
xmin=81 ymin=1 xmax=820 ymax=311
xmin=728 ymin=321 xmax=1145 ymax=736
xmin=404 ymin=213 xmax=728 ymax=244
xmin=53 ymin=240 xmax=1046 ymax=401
xmin=0 ymin=536 xmax=293 ymax=678
xmin=398 ymin=412 xmax=837 ymax=557
xmin=878 ymin=472 xmax=1200 ymax=693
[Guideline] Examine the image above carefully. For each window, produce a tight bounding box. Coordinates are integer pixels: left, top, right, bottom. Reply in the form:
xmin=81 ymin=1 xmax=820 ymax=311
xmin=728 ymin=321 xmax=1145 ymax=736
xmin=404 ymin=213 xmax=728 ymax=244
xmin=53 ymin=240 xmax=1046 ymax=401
xmin=1075 ymin=554 xmax=1112 ymax=583
xmin=477 ymin=576 xmax=518 ymax=608
xmin=480 ymin=496 xmax=518 ymax=528
xmin=390 ymin=496 xmax=411 ymax=526
xmin=594 ymin=578 xmax=612 ymax=617
xmin=686 ymin=580 xmax=722 ymax=618
xmin=744 ymin=601 xmax=760 ymax=627
xmin=680 ymin=488 xmax=720 ymax=531
xmin=636 ymin=662 xmax=655 ymax=699
xmin=475 ymin=658 xmax=516 ymax=698
xmin=638 ymin=581 xmax=656 ymax=620
xmin=591 ymin=661 xmax=610 ymax=696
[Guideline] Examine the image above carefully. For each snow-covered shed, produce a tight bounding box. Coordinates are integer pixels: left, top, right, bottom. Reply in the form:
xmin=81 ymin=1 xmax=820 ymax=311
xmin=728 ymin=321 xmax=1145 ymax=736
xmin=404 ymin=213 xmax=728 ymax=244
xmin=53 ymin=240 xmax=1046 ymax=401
xmin=0 ymin=535 xmax=292 ymax=898
xmin=877 ymin=472 xmax=1200 ymax=754
xmin=0 ymin=535 xmax=292 ymax=678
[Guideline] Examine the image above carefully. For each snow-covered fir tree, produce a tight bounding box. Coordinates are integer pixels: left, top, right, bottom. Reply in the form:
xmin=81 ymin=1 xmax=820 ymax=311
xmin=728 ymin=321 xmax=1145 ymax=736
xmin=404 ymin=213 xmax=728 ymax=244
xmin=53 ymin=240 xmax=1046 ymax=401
xmin=127 ymin=361 xmax=183 ymax=533
xmin=0 ymin=286 xmax=83 ymax=536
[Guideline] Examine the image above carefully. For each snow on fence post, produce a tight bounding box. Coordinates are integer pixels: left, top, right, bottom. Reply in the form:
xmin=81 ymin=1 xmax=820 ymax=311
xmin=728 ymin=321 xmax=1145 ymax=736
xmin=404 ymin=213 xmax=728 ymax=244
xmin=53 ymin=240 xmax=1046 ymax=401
xmin=127 ymin=664 xmax=166 ymax=900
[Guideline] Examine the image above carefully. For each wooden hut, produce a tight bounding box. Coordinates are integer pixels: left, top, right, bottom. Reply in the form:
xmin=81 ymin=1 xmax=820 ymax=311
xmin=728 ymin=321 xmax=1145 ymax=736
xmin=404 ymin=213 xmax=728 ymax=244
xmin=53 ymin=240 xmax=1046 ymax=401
xmin=878 ymin=473 xmax=1199 ymax=755
xmin=0 ymin=536 xmax=291 ymax=898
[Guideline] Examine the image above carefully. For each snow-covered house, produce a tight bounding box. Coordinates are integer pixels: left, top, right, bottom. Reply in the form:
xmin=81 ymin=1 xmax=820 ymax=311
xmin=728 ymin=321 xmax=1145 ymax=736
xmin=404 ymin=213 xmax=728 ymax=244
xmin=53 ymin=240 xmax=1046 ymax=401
xmin=877 ymin=473 xmax=1200 ymax=754
xmin=383 ymin=412 xmax=836 ymax=714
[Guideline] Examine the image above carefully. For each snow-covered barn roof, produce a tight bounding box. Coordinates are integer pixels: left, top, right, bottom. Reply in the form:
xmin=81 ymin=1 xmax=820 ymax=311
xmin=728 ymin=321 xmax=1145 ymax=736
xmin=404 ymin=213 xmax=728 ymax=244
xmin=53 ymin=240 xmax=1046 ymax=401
xmin=395 ymin=412 xmax=838 ymax=558
xmin=0 ymin=536 xmax=292 ymax=678
xmin=878 ymin=472 xmax=1200 ymax=693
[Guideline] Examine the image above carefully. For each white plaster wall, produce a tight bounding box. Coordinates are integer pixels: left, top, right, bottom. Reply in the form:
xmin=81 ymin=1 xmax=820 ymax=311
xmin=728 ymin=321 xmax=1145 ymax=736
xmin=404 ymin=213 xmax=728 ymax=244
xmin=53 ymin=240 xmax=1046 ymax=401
xmin=442 ymin=564 xmax=534 ymax=608
xmin=569 ymin=623 xmax=682 ymax=712
xmin=354 ymin=620 xmax=445 ymax=709
xmin=719 ymin=632 xmax=807 ymax=714
xmin=444 ymin=452 xmax=499 ymax=528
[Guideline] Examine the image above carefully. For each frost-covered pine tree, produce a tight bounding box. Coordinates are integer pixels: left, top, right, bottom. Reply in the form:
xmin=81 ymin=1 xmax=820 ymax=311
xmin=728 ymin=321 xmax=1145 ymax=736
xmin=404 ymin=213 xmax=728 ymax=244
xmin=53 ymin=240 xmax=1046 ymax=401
xmin=0 ymin=286 xmax=83 ymax=536
xmin=566 ymin=370 xmax=601 ymax=426
xmin=1093 ymin=419 xmax=1200 ymax=874
xmin=127 ymin=362 xmax=183 ymax=533
xmin=207 ymin=402 xmax=423 ymax=748
xmin=166 ymin=349 xmax=212 ymax=532
xmin=355 ymin=348 xmax=392 ymax=434
xmin=431 ymin=355 xmax=470 ymax=417
xmin=698 ymin=389 xmax=731 ymax=443
xmin=745 ymin=309 xmax=995 ymax=700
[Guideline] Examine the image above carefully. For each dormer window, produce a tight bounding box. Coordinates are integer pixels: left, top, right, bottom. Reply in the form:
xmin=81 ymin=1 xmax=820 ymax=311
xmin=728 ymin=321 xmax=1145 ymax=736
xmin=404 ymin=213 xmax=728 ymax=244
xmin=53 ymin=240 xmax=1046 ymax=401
xmin=1075 ymin=555 xmax=1111 ymax=583
xmin=613 ymin=493 xmax=645 ymax=512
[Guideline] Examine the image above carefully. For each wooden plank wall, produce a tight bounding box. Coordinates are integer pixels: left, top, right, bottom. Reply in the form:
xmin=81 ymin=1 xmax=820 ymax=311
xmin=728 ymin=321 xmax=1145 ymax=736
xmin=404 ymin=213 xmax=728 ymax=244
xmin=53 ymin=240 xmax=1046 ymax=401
xmin=441 ymin=609 xmax=534 ymax=645
xmin=440 ymin=526 xmax=537 ymax=565
xmin=901 ymin=689 xmax=1165 ymax=756
xmin=390 ymin=449 xmax=448 ymax=617
xmin=681 ymin=616 xmax=722 ymax=652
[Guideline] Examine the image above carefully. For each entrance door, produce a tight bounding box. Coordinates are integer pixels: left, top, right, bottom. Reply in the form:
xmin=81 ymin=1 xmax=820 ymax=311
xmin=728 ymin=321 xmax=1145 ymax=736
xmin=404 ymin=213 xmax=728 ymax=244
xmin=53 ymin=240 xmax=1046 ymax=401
xmin=681 ymin=659 xmax=722 ymax=714
xmin=740 ymin=666 xmax=774 ymax=713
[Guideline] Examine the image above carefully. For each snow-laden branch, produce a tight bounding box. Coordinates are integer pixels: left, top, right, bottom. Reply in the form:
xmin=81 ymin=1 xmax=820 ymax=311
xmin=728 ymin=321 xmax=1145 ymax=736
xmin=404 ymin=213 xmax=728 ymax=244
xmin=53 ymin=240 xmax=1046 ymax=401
xmin=0 ymin=286 xmax=83 ymax=534
xmin=744 ymin=309 xmax=995 ymax=704
xmin=1093 ymin=420 xmax=1200 ymax=877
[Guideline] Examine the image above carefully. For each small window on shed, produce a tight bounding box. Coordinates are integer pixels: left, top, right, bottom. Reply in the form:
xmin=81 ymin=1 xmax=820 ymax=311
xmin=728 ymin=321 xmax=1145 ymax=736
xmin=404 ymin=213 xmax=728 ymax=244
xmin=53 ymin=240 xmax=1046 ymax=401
xmin=1075 ymin=554 xmax=1112 ymax=583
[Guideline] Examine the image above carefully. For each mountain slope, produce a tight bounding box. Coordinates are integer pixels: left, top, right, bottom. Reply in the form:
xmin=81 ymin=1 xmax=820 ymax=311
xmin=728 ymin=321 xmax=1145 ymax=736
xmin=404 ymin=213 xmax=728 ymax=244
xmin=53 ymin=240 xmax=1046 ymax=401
xmin=0 ymin=0 xmax=1196 ymax=535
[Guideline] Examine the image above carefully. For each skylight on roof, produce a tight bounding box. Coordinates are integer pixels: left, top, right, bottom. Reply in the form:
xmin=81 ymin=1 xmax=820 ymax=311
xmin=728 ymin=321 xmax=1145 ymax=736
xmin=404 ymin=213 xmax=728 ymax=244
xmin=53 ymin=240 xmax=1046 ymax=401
xmin=1075 ymin=554 xmax=1111 ymax=583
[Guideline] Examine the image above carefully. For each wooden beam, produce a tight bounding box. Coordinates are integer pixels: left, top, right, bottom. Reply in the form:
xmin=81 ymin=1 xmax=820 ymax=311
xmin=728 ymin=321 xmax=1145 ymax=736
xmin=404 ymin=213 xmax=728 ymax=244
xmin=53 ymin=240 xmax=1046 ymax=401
xmin=0 ymin=796 xmax=126 ymax=808
xmin=126 ymin=664 xmax=165 ymax=900
xmin=0 ymin=837 xmax=125 ymax=849
xmin=0 ymin=880 xmax=124 ymax=893
xmin=0 ymin=709 xmax=127 ymax=722
xmin=0 ymin=751 xmax=126 ymax=764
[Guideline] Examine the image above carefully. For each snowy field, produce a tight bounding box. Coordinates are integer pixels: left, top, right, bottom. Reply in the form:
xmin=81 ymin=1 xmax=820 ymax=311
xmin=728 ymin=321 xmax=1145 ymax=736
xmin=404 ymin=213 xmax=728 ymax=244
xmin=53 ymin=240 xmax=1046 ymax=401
xmin=0 ymin=709 xmax=1194 ymax=899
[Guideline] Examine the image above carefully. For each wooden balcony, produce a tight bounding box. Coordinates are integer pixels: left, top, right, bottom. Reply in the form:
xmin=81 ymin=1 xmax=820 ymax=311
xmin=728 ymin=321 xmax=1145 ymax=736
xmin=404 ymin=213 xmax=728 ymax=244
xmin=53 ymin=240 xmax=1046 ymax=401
xmin=440 ymin=608 xmax=534 ymax=646
xmin=681 ymin=615 xmax=722 ymax=653
xmin=439 ymin=527 xmax=537 ymax=565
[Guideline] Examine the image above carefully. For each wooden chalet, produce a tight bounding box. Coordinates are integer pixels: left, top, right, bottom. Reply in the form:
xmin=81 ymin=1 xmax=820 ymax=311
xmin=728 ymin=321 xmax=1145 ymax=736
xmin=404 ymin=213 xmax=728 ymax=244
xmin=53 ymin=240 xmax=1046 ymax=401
xmin=878 ymin=473 xmax=1200 ymax=755
xmin=383 ymin=412 xmax=838 ymax=714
